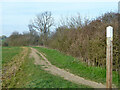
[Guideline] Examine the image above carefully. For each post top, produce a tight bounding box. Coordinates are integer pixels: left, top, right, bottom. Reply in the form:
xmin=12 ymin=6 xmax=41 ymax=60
xmin=107 ymin=26 xmax=113 ymax=29
xmin=106 ymin=26 xmax=113 ymax=41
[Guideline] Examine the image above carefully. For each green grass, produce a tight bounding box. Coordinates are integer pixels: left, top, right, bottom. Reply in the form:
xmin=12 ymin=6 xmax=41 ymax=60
xmin=8 ymin=48 xmax=91 ymax=88
xmin=33 ymin=47 xmax=118 ymax=87
xmin=2 ymin=47 xmax=22 ymax=64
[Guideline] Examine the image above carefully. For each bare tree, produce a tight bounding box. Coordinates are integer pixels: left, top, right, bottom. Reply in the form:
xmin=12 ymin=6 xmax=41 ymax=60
xmin=59 ymin=14 xmax=83 ymax=29
xmin=30 ymin=11 xmax=54 ymax=45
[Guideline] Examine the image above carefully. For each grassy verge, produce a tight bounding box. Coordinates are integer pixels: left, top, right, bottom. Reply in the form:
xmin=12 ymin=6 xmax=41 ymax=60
xmin=33 ymin=47 xmax=118 ymax=87
xmin=2 ymin=47 xmax=22 ymax=64
xmin=6 ymin=47 xmax=91 ymax=88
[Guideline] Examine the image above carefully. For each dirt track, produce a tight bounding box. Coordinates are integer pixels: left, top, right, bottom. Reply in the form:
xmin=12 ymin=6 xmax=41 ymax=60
xmin=30 ymin=48 xmax=106 ymax=88
xmin=2 ymin=47 xmax=28 ymax=87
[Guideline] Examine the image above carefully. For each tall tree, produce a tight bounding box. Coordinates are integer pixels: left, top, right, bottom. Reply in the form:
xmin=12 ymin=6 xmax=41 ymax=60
xmin=30 ymin=11 xmax=54 ymax=45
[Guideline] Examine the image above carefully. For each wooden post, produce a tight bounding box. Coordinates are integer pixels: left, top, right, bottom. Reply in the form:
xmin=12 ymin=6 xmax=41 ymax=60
xmin=106 ymin=26 xmax=113 ymax=88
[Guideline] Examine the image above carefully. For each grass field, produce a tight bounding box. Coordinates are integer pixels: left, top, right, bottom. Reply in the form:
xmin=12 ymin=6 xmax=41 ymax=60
xmin=33 ymin=47 xmax=118 ymax=87
xmin=2 ymin=47 xmax=91 ymax=88
xmin=2 ymin=47 xmax=22 ymax=64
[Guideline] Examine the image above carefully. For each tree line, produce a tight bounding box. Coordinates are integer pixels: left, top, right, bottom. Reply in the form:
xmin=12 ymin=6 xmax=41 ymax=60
xmin=2 ymin=11 xmax=119 ymax=71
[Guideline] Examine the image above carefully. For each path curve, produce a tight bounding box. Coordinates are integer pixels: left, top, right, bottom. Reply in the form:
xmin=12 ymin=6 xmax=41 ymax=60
xmin=30 ymin=48 xmax=106 ymax=88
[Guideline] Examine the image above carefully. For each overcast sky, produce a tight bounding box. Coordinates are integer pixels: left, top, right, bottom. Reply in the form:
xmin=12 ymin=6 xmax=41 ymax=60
xmin=0 ymin=0 xmax=118 ymax=36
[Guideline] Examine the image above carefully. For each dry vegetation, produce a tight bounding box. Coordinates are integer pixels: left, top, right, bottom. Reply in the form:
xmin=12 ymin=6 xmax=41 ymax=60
xmin=47 ymin=12 xmax=119 ymax=71
xmin=2 ymin=12 xmax=119 ymax=71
